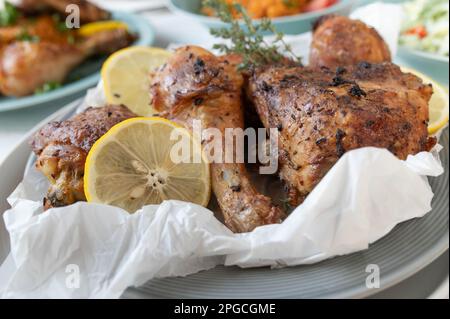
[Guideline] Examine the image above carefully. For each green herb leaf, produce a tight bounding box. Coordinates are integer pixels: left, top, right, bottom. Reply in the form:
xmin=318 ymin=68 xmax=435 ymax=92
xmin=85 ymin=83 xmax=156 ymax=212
xmin=35 ymin=82 xmax=62 ymax=95
xmin=203 ymin=0 xmax=301 ymax=70
xmin=16 ymin=30 xmax=40 ymax=42
xmin=279 ymin=197 xmax=293 ymax=213
xmin=0 ymin=1 xmax=19 ymax=27
xmin=67 ymin=34 xmax=76 ymax=44
xmin=283 ymin=0 xmax=298 ymax=8
xmin=52 ymin=13 xmax=70 ymax=32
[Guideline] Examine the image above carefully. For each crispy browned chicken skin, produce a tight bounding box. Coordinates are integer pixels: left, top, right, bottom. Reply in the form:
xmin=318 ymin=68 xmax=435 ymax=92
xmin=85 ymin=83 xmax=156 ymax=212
xmin=248 ymin=62 xmax=435 ymax=205
xmin=151 ymin=46 xmax=285 ymax=233
xmin=16 ymin=0 xmax=111 ymax=23
xmin=310 ymin=15 xmax=391 ymax=69
xmin=31 ymin=105 xmax=136 ymax=210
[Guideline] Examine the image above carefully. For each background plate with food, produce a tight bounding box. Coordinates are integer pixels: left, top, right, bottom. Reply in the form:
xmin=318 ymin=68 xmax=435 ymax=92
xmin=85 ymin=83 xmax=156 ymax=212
xmin=397 ymin=0 xmax=449 ymax=85
xmin=168 ymin=0 xmax=355 ymax=34
xmin=0 ymin=3 xmax=155 ymax=112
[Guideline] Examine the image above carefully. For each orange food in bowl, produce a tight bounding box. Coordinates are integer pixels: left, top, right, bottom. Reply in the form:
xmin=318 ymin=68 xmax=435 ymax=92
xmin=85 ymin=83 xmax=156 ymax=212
xmin=204 ymin=0 xmax=312 ymax=19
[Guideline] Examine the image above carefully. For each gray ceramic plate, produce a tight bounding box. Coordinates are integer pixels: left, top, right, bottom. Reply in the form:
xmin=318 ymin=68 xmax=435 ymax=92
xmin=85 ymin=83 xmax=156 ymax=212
xmin=0 ymin=101 xmax=448 ymax=299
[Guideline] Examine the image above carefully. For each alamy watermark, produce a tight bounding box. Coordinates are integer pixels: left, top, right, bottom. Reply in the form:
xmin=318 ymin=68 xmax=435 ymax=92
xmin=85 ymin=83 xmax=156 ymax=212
xmin=65 ymin=4 xmax=80 ymax=29
xmin=365 ymin=264 xmax=380 ymax=289
xmin=170 ymin=120 xmax=280 ymax=175
xmin=65 ymin=264 xmax=80 ymax=289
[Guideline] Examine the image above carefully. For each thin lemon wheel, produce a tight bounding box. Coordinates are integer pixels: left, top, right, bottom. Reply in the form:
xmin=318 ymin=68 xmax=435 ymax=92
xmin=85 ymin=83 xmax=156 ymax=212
xmin=102 ymin=47 xmax=172 ymax=116
xmin=401 ymin=67 xmax=449 ymax=135
xmin=78 ymin=21 xmax=128 ymax=37
xmin=84 ymin=118 xmax=211 ymax=213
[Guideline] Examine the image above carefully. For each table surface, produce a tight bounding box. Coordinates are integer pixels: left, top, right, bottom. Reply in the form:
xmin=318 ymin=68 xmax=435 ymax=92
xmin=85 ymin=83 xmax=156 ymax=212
xmin=0 ymin=2 xmax=448 ymax=299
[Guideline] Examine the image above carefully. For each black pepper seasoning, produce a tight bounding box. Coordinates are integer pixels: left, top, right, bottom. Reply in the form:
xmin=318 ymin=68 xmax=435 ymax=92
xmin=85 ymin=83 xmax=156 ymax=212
xmin=336 ymin=129 xmax=346 ymax=157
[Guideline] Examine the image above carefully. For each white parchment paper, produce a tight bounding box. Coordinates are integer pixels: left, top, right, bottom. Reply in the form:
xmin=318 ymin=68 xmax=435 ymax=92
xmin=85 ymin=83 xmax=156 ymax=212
xmin=0 ymin=3 xmax=446 ymax=299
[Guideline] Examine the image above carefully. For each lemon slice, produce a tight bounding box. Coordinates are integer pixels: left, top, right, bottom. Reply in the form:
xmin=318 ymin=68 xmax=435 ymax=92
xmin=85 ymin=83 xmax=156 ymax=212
xmin=84 ymin=117 xmax=211 ymax=213
xmin=401 ymin=67 xmax=449 ymax=135
xmin=101 ymin=46 xmax=172 ymax=116
xmin=78 ymin=21 xmax=129 ymax=37
xmin=427 ymin=83 xmax=449 ymax=135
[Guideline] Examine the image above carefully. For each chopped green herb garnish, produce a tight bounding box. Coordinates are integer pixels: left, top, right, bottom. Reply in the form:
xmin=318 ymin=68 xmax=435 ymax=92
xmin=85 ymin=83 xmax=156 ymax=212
xmin=28 ymin=17 xmax=37 ymax=24
xmin=203 ymin=0 xmax=301 ymax=70
xmin=16 ymin=30 xmax=40 ymax=42
xmin=279 ymin=197 xmax=293 ymax=213
xmin=52 ymin=13 xmax=69 ymax=32
xmin=67 ymin=35 xmax=76 ymax=44
xmin=0 ymin=1 xmax=19 ymax=27
xmin=56 ymin=21 xmax=69 ymax=32
xmin=35 ymin=82 xmax=62 ymax=95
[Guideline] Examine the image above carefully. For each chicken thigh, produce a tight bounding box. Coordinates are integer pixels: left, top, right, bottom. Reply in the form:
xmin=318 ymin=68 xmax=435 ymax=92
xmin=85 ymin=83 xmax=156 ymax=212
xmin=248 ymin=62 xmax=435 ymax=205
xmin=31 ymin=105 xmax=136 ymax=210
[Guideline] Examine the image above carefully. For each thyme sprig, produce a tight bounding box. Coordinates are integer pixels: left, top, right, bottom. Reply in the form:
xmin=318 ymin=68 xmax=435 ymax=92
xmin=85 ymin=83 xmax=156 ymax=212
xmin=203 ymin=0 xmax=301 ymax=70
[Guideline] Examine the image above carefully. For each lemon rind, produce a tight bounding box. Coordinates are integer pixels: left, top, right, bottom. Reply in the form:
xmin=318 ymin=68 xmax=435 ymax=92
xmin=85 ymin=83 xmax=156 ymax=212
xmin=84 ymin=117 xmax=211 ymax=208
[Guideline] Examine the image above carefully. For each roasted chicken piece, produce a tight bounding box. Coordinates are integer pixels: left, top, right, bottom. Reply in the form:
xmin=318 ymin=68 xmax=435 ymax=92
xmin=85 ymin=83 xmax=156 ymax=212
xmin=30 ymin=105 xmax=136 ymax=210
xmin=310 ymin=15 xmax=391 ymax=69
xmin=151 ymin=46 xmax=285 ymax=233
xmin=0 ymin=24 xmax=133 ymax=97
xmin=1 ymin=15 xmax=68 ymax=46
xmin=15 ymin=0 xmax=110 ymax=23
xmin=0 ymin=2 xmax=132 ymax=97
xmin=248 ymin=62 xmax=435 ymax=205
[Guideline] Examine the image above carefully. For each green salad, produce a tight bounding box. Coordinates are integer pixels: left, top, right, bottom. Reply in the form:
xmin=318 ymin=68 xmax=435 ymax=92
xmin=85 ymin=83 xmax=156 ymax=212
xmin=400 ymin=0 xmax=449 ymax=57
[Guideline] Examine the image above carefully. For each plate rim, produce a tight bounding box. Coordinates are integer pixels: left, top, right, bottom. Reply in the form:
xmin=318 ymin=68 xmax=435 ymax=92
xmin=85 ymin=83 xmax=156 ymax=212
xmin=0 ymin=11 xmax=156 ymax=113
xmin=398 ymin=46 xmax=450 ymax=64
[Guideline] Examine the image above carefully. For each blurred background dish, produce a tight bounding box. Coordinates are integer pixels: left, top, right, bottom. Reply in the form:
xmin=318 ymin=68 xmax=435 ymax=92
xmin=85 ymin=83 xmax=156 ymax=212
xmin=358 ymin=0 xmax=448 ymax=85
xmin=168 ymin=0 xmax=356 ymax=34
xmin=399 ymin=0 xmax=448 ymax=58
xmin=202 ymin=0 xmax=340 ymax=19
xmin=0 ymin=11 xmax=155 ymax=112
xmin=397 ymin=0 xmax=449 ymax=85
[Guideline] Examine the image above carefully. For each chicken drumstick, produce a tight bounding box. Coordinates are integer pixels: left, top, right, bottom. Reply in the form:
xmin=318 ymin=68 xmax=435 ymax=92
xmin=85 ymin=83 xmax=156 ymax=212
xmin=151 ymin=46 xmax=285 ymax=233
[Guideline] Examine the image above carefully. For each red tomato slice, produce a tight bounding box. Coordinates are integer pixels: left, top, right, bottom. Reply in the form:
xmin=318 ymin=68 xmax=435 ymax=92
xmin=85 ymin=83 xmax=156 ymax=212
xmin=304 ymin=0 xmax=338 ymax=12
xmin=405 ymin=25 xmax=428 ymax=39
